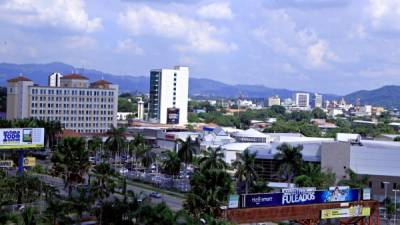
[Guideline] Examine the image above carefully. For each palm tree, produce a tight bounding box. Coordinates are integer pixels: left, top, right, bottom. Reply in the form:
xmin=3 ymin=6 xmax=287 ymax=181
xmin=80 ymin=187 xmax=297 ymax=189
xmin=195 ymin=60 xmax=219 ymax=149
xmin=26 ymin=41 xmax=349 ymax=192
xmin=178 ymin=137 xmax=198 ymax=179
xmin=185 ymin=168 xmax=232 ymax=217
xmin=162 ymin=151 xmax=181 ymax=178
xmin=294 ymin=163 xmax=336 ymax=189
xmin=274 ymin=143 xmax=304 ymax=185
xmin=199 ymin=147 xmax=227 ymax=170
xmin=105 ymin=126 xmax=127 ymax=167
xmin=88 ymin=136 xmax=102 ymax=161
xmin=51 ymin=137 xmax=91 ymax=196
xmin=232 ymin=149 xmax=259 ymax=194
xmin=338 ymin=169 xmax=369 ymax=188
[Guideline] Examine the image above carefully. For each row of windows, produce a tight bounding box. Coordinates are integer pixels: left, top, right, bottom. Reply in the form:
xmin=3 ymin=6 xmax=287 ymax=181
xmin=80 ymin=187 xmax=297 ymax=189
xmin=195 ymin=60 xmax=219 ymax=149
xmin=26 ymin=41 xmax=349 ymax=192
xmin=376 ymin=182 xmax=398 ymax=190
xmin=31 ymin=89 xmax=114 ymax=96
xmin=31 ymin=96 xmax=114 ymax=103
xmin=32 ymin=116 xmax=113 ymax=123
xmin=65 ymin=123 xmax=112 ymax=128
xmin=31 ymin=109 xmax=114 ymax=115
xmin=31 ymin=103 xmax=114 ymax=109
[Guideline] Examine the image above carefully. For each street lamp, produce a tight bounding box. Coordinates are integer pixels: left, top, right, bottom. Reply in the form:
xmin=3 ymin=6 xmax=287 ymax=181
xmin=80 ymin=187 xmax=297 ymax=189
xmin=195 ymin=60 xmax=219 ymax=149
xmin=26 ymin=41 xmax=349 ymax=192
xmin=393 ymin=189 xmax=400 ymax=225
xmin=383 ymin=181 xmax=390 ymax=219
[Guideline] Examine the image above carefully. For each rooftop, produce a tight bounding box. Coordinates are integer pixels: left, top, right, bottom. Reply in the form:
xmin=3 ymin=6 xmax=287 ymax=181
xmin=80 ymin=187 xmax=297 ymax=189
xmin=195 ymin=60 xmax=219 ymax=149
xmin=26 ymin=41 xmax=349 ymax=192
xmin=7 ymin=76 xmax=32 ymax=83
xmin=61 ymin=74 xmax=89 ymax=80
xmin=91 ymin=79 xmax=112 ymax=86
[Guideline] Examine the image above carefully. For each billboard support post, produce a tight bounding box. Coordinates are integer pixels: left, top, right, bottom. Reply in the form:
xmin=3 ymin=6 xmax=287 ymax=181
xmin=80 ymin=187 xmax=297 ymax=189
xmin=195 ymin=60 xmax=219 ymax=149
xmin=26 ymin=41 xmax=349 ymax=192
xmin=18 ymin=150 xmax=24 ymax=176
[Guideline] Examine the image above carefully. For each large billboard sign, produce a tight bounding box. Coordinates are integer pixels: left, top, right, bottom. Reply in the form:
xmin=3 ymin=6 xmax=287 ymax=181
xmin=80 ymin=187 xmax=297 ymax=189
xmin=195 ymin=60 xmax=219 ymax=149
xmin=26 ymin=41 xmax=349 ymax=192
xmin=0 ymin=128 xmax=44 ymax=149
xmin=167 ymin=108 xmax=180 ymax=124
xmin=242 ymin=187 xmax=360 ymax=208
xmin=321 ymin=206 xmax=371 ymax=219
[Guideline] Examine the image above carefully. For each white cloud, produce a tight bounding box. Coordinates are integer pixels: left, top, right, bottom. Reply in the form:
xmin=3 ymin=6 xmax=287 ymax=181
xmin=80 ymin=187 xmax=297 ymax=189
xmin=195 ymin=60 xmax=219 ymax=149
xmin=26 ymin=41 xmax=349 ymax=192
xmin=0 ymin=0 xmax=102 ymax=33
xmin=197 ymin=2 xmax=233 ymax=20
xmin=118 ymin=6 xmax=236 ymax=53
xmin=64 ymin=36 xmax=97 ymax=49
xmin=252 ymin=10 xmax=337 ymax=69
xmin=116 ymin=39 xmax=144 ymax=55
xmin=367 ymin=0 xmax=400 ymax=31
xmin=307 ymin=40 xmax=337 ymax=67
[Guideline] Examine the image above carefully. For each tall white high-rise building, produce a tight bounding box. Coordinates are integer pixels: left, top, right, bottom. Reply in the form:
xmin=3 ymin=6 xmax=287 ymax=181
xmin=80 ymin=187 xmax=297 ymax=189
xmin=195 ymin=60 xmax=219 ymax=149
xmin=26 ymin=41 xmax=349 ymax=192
xmin=314 ymin=93 xmax=323 ymax=108
xmin=136 ymin=97 xmax=144 ymax=120
xmin=148 ymin=66 xmax=189 ymax=125
xmin=293 ymin=93 xmax=310 ymax=108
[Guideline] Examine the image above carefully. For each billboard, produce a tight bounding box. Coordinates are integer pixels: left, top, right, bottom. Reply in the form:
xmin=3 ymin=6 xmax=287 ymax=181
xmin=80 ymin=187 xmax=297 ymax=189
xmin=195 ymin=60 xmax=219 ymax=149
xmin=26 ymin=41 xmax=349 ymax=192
xmin=167 ymin=108 xmax=180 ymax=124
xmin=0 ymin=160 xmax=13 ymax=168
xmin=0 ymin=128 xmax=44 ymax=149
xmin=23 ymin=157 xmax=36 ymax=167
xmin=228 ymin=195 xmax=240 ymax=209
xmin=242 ymin=188 xmax=360 ymax=208
xmin=321 ymin=206 xmax=371 ymax=219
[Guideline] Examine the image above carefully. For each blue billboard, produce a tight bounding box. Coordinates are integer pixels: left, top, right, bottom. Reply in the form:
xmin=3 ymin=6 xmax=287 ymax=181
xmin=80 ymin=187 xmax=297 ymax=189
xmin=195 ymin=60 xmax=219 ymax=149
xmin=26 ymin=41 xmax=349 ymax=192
xmin=242 ymin=188 xmax=360 ymax=208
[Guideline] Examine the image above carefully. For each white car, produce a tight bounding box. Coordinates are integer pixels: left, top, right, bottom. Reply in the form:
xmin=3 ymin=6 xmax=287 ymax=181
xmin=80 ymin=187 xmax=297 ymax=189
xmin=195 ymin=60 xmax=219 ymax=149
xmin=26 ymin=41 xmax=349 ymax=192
xmin=119 ymin=168 xmax=129 ymax=175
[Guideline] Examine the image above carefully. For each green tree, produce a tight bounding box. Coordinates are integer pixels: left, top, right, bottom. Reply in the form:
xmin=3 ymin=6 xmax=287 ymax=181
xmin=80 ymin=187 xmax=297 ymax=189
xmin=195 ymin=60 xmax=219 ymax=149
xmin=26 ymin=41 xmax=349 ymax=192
xmin=51 ymin=137 xmax=90 ymax=196
xmin=232 ymin=149 xmax=259 ymax=194
xmin=338 ymin=169 xmax=369 ymax=188
xmin=311 ymin=107 xmax=327 ymax=119
xmin=274 ymin=143 xmax=304 ymax=184
xmin=394 ymin=136 xmax=400 ymax=142
xmin=185 ymin=168 xmax=232 ymax=218
xmin=178 ymin=137 xmax=198 ymax=178
xmin=105 ymin=126 xmax=127 ymax=166
xmin=269 ymin=105 xmax=286 ymax=115
xmin=162 ymin=151 xmax=181 ymax=178
xmin=294 ymin=163 xmax=336 ymax=189
xmin=199 ymin=147 xmax=227 ymax=170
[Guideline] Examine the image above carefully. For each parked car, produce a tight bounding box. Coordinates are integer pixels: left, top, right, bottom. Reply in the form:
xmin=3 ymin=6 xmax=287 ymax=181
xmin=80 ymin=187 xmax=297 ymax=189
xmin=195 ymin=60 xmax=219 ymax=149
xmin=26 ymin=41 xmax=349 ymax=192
xmin=119 ymin=168 xmax=129 ymax=175
xmin=149 ymin=192 xmax=161 ymax=198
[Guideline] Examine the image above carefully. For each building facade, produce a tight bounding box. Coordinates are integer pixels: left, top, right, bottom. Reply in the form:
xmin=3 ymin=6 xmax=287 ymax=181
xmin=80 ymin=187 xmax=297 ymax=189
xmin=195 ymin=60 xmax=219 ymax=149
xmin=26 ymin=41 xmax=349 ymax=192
xmin=293 ymin=93 xmax=310 ymax=108
xmin=6 ymin=74 xmax=118 ymax=134
xmin=148 ymin=66 xmax=189 ymax=125
xmin=268 ymin=95 xmax=281 ymax=107
xmin=314 ymin=93 xmax=323 ymax=108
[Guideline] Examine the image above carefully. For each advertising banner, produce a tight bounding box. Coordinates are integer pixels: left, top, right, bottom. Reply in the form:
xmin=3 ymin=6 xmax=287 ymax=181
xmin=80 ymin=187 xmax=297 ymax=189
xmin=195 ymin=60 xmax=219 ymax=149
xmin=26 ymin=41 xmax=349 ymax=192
xmin=242 ymin=188 xmax=360 ymax=208
xmin=0 ymin=160 xmax=13 ymax=168
xmin=167 ymin=108 xmax=180 ymax=124
xmin=321 ymin=206 xmax=371 ymax=219
xmin=228 ymin=195 xmax=240 ymax=209
xmin=23 ymin=157 xmax=36 ymax=167
xmin=0 ymin=128 xmax=44 ymax=149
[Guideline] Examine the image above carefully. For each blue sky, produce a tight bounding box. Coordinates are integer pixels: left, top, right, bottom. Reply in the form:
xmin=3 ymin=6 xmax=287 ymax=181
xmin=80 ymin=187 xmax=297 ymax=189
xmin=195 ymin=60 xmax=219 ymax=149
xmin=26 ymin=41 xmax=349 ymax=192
xmin=0 ymin=0 xmax=400 ymax=95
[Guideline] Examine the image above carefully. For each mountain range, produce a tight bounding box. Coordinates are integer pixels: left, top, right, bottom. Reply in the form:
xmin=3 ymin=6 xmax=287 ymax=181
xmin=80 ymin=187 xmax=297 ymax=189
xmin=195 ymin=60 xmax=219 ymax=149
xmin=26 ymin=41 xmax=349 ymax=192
xmin=0 ymin=62 xmax=399 ymax=108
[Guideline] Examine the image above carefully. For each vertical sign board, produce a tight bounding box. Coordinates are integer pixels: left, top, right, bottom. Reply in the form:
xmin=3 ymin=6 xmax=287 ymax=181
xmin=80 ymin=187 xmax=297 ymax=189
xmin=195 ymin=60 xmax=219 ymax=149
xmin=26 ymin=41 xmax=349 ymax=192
xmin=167 ymin=108 xmax=180 ymax=124
xmin=228 ymin=195 xmax=240 ymax=209
xmin=363 ymin=188 xmax=371 ymax=200
xmin=242 ymin=188 xmax=360 ymax=208
xmin=0 ymin=128 xmax=44 ymax=149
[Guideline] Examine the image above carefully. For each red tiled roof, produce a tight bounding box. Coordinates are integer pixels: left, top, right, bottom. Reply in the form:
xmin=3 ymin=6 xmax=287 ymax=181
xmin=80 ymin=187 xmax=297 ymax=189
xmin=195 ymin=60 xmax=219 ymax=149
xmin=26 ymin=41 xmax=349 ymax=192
xmin=7 ymin=76 xmax=32 ymax=83
xmin=60 ymin=129 xmax=81 ymax=138
xmin=91 ymin=80 xmax=112 ymax=86
xmin=61 ymin=74 xmax=88 ymax=80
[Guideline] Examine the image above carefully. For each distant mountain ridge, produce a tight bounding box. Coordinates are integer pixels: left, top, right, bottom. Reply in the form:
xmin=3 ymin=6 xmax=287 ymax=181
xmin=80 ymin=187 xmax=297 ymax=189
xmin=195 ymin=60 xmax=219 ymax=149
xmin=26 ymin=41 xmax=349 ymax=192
xmin=0 ymin=62 xmax=341 ymax=101
xmin=344 ymin=85 xmax=400 ymax=109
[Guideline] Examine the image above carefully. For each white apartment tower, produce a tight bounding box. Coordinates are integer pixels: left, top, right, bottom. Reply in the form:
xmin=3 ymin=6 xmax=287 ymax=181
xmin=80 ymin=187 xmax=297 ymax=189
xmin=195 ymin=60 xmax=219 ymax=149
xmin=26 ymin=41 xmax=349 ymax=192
xmin=293 ymin=92 xmax=310 ymax=108
xmin=314 ymin=93 xmax=323 ymax=108
xmin=6 ymin=74 xmax=118 ymax=134
xmin=136 ymin=97 xmax=144 ymax=120
xmin=149 ymin=66 xmax=189 ymax=125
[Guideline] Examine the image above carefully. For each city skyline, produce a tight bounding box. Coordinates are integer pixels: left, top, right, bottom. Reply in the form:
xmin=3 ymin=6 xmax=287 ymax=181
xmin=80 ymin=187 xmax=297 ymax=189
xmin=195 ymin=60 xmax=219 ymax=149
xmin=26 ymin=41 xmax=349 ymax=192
xmin=1 ymin=0 xmax=400 ymax=95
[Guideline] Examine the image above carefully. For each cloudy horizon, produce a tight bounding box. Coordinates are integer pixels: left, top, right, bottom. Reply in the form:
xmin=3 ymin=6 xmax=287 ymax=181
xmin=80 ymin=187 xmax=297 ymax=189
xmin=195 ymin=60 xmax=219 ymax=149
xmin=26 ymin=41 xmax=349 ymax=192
xmin=0 ymin=0 xmax=399 ymax=95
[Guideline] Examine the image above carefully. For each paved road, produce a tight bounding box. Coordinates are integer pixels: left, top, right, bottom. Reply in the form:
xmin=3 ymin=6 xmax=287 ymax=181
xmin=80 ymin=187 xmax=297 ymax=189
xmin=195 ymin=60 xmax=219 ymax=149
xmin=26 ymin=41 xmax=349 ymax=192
xmin=7 ymin=170 xmax=184 ymax=211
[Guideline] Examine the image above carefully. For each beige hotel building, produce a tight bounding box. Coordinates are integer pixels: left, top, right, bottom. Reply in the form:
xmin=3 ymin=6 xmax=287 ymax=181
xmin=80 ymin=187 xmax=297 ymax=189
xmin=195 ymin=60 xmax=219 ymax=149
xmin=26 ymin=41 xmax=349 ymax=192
xmin=6 ymin=73 xmax=118 ymax=134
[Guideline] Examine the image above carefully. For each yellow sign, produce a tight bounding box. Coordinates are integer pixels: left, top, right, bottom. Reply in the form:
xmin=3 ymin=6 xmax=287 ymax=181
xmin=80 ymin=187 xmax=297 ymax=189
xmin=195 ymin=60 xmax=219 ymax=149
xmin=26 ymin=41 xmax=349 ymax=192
xmin=23 ymin=157 xmax=36 ymax=167
xmin=321 ymin=206 xmax=370 ymax=219
xmin=0 ymin=160 xmax=13 ymax=168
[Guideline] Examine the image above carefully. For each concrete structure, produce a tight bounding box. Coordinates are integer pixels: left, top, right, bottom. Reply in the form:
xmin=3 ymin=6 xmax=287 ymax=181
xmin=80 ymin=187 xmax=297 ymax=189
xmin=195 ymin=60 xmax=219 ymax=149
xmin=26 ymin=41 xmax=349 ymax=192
xmin=149 ymin=66 xmax=189 ymax=125
xmin=268 ymin=95 xmax=281 ymax=107
xmin=117 ymin=112 xmax=134 ymax=121
xmin=293 ymin=93 xmax=310 ymax=109
xmin=48 ymin=72 xmax=62 ymax=87
xmin=137 ymin=97 xmax=144 ymax=120
xmin=314 ymin=93 xmax=323 ymax=108
xmin=7 ymin=74 xmax=118 ymax=133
